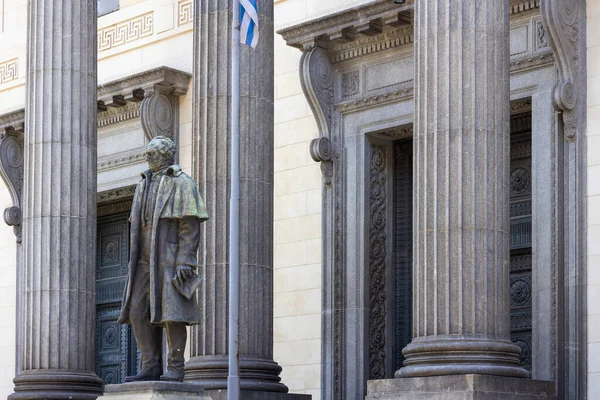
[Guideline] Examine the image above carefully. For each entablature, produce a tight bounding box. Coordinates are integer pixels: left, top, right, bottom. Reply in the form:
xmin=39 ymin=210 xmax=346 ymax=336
xmin=0 ymin=66 xmax=192 ymax=241
xmin=279 ymin=0 xmax=552 ymax=116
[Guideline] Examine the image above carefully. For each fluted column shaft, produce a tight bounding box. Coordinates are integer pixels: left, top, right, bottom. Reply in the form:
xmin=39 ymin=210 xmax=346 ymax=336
xmin=10 ymin=1 xmax=103 ymax=399
xmin=397 ymin=0 xmax=528 ymax=378
xmin=186 ymin=0 xmax=286 ymax=391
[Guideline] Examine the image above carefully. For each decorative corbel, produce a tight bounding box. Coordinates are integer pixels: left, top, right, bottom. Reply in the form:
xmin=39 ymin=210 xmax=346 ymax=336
xmin=140 ymin=86 xmax=178 ymax=141
xmin=541 ymin=0 xmax=582 ymax=139
xmin=300 ymin=46 xmax=335 ymax=187
xmin=0 ymin=124 xmax=24 ymax=243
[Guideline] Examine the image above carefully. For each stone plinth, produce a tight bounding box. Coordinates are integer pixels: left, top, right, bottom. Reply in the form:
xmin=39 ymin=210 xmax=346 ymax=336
xmin=203 ymin=390 xmax=311 ymax=400
xmin=366 ymin=375 xmax=555 ymax=400
xmin=103 ymin=382 xmax=205 ymax=400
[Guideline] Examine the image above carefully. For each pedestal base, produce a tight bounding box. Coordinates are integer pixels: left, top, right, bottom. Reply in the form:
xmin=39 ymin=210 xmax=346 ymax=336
xmin=184 ymin=356 xmax=288 ymax=392
xmin=203 ymin=389 xmax=311 ymax=400
xmin=366 ymin=375 xmax=555 ymax=400
xmin=9 ymin=369 xmax=103 ymax=400
xmin=103 ymin=382 xmax=205 ymax=400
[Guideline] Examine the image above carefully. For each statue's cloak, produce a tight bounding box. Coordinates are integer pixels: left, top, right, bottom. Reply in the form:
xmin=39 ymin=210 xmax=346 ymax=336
xmin=118 ymin=165 xmax=208 ymax=325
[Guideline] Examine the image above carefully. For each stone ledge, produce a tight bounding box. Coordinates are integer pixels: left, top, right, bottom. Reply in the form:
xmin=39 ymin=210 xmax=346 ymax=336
xmin=203 ymin=389 xmax=311 ymax=400
xmin=103 ymin=381 xmax=205 ymax=400
xmin=366 ymin=375 xmax=556 ymax=400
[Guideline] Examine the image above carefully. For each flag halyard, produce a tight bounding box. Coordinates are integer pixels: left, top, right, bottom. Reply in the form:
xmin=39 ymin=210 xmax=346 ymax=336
xmin=240 ymin=0 xmax=259 ymax=48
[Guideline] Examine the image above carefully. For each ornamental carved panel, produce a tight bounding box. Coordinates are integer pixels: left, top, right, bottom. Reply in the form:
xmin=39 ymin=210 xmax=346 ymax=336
xmin=178 ymin=0 xmax=193 ymax=26
xmin=369 ymin=144 xmax=387 ymax=380
xmin=98 ymin=12 xmax=154 ymax=52
xmin=0 ymin=58 xmax=18 ymax=84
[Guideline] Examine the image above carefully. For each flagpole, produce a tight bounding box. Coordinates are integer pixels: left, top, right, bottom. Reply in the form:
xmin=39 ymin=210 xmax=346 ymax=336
xmin=228 ymin=0 xmax=241 ymax=399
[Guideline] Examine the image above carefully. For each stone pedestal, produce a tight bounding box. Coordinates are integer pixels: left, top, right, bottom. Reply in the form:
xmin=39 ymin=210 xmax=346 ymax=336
xmin=9 ymin=0 xmax=103 ymax=399
xmin=186 ymin=0 xmax=286 ymax=393
xmin=396 ymin=0 xmax=527 ymax=378
xmin=104 ymin=382 xmax=205 ymax=400
xmin=366 ymin=375 xmax=555 ymax=400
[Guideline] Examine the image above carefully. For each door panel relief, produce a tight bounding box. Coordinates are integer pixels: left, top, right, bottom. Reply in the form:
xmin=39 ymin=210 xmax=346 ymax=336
xmin=96 ymin=212 xmax=139 ymax=384
xmin=509 ymin=113 xmax=533 ymax=375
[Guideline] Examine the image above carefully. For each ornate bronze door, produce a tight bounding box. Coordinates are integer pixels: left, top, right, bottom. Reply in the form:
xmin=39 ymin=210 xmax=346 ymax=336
xmin=509 ymin=113 xmax=533 ymax=375
xmin=393 ymin=139 xmax=413 ymax=372
xmin=96 ymin=212 xmax=139 ymax=384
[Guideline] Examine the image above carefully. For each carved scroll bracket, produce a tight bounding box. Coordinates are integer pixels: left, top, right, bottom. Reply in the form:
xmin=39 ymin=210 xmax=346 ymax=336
xmin=301 ymin=46 xmax=335 ymax=187
xmin=541 ymin=0 xmax=582 ymax=139
xmin=310 ymin=137 xmax=333 ymax=187
xmin=0 ymin=125 xmax=24 ymax=243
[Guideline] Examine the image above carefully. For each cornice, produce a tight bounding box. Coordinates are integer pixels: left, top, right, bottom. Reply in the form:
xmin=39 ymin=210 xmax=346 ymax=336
xmin=97 ymin=66 xmax=191 ymax=109
xmin=510 ymin=51 xmax=555 ymax=73
xmin=510 ymin=0 xmax=540 ymax=15
xmin=278 ymin=0 xmax=413 ymax=51
xmin=0 ymin=109 xmax=25 ymax=134
xmin=0 ymin=66 xmax=191 ymax=130
xmin=335 ymin=86 xmax=413 ymax=113
xmin=329 ymin=25 xmax=413 ymax=64
xmin=97 ymin=185 xmax=137 ymax=204
xmin=511 ymin=98 xmax=533 ymax=115
xmin=279 ymin=0 xmax=539 ymax=51
xmin=369 ymin=125 xmax=413 ymax=140
xmin=98 ymin=152 xmax=145 ymax=171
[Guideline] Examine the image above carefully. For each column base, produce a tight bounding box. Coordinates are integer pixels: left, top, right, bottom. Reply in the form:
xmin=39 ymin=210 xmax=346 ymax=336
xmin=203 ymin=389 xmax=311 ymax=400
xmin=366 ymin=375 xmax=556 ymax=400
xmin=9 ymin=369 xmax=103 ymax=400
xmin=184 ymin=355 xmax=289 ymax=392
xmin=397 ymin=338 xmax=529 ymax=378
xmin=104 ymin=381 xmax=204 ymax=400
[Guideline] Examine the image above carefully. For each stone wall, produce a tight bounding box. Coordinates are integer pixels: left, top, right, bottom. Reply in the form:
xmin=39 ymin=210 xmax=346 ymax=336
xmin=588 ymin=0 xmax=600 ymax=398
xmin=273 ymin=1 xmax=356 ymax=398
xmin=0 ymin=185 xmax=16 ymax=399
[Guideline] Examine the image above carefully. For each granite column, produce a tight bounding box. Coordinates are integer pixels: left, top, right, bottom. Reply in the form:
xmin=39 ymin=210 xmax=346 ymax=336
xmin=9 ymin=0 xmax=103 ymax=399
xmin=396 ymin=0 xmax=528 ymax=378
xmin=186 ymin=0 xmax=286 ymax=392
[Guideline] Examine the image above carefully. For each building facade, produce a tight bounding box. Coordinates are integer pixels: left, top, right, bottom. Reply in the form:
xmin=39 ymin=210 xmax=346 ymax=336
xmin=0 ymin=0 xmax=597 ymax=399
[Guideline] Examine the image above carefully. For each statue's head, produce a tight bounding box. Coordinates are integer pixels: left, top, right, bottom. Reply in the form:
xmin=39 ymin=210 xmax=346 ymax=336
xmin=145 ymin=135 xmax=176 ymax=171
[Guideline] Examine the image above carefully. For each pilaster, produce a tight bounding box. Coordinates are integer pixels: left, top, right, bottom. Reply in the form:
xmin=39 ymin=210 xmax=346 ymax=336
xmin=9 ymin=0 xmax=103 ymax=398
xmin=186 ymin=0 xmax=287 ymax=392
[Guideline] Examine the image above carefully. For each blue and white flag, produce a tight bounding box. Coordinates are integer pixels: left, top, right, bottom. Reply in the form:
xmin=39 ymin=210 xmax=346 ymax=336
xmin=240 ymin=0 xmax=259 ymax=48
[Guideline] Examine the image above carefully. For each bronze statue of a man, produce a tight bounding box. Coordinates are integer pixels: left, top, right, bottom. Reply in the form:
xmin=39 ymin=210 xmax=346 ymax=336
xmin=118 ymin=135 xmax=208 ymax=382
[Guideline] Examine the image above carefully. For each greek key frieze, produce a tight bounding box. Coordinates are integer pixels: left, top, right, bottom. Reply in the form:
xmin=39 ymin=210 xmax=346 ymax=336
xmin=178 ymin=0 xmax=193 ymax=26
xmin=0 ymin=58 xmax=18 ymax=84
xmin=98 ymin=12 xmax=154 ymax=52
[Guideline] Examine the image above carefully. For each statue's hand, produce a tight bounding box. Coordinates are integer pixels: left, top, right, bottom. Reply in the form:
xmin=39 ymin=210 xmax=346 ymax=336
xmin=175 ymin=265 xmax=194 ymax=285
